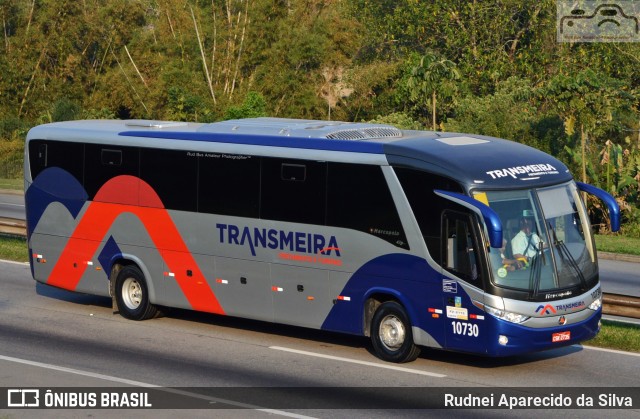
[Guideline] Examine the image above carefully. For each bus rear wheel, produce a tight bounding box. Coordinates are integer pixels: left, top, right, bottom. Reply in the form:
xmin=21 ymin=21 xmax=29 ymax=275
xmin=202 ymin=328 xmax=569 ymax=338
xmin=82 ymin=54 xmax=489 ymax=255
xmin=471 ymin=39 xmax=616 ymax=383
xmin=115 ymin=265 xmax=158 ymax=320
xmin=371 ymin=301 xmax=421 ymax=363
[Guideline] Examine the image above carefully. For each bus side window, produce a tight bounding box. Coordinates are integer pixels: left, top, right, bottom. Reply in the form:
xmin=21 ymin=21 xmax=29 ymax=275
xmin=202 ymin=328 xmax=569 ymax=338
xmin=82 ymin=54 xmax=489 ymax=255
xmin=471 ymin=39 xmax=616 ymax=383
xmin=394 ymin=167 xmax=464 ymax=259
xmin=84 ymin=144 xmax=138 ymax=200
xmin=442 ymin=211 xmax=480 ymax=282
xmin=327 ymin=163 xmax=408 ymax=249
xmin=141 ymin=148 xmax=198 ymax=212
xmin=28 ymin=140 xmax=84 ymax=184
xmin=198 ymin=153 xmax=260 ymax=218
xmin=36 ymin=143 xmax=47 ymax=168
xmin=261 ymin=158 xmax=326 ymax=225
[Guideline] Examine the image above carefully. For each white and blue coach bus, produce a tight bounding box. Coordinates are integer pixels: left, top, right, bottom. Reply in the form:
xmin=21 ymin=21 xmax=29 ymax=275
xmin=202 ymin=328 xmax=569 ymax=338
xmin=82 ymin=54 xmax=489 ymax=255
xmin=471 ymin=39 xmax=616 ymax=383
xmin=24 ymin=118 xmax=619 ymax=362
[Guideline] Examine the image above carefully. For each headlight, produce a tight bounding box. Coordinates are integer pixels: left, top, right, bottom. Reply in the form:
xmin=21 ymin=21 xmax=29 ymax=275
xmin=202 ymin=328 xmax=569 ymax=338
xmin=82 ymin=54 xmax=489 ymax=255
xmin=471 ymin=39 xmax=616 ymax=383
xmin=485 ymin=305 xmax=531 ymax=324
xmin=589 ymin=297 xmax=602 ymax=311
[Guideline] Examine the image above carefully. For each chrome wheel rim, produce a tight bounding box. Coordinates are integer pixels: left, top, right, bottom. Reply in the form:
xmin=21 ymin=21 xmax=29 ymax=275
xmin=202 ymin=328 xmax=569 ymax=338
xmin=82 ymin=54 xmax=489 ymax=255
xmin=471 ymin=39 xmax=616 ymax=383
xmin=379 ymin=314 xmax=406 ymax=350
xmin=122 ymin=277 xmax=142 ymax=310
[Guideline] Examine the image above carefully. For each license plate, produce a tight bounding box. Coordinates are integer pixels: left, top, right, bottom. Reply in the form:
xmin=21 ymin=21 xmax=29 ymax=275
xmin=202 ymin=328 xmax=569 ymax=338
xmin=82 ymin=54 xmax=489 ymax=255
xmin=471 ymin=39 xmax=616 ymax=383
xmin=552 ymin=331 xmax=571 ymax=342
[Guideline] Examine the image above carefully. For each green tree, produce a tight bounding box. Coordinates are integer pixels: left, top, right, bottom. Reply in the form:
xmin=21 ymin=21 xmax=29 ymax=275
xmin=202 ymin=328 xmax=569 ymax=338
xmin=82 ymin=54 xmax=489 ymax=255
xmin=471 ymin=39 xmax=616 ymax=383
xmin=224 ymin=91 xmax=267 ymax=120
xmin=447 ymin=77 xmax=536 ymax=141
xmin=367 ymin=112 xmax=423 ymax=130
xmin=544 ymin=69 xmax=636 ymax=185
xmin=406 ymin=52 xmax=460 ymax=130
xmin=51 ymin=98 xmax=82 ymax=122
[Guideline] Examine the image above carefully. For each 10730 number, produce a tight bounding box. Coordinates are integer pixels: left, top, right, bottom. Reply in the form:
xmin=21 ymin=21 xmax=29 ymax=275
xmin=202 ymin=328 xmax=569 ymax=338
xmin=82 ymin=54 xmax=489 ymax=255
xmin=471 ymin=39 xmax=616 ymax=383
xmin=451 ymin=321 xmax=479 ymax=337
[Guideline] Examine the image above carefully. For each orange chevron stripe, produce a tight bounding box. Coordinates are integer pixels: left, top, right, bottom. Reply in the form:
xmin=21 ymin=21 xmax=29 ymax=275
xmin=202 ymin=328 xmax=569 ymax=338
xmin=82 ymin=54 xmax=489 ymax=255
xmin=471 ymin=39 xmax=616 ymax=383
xmin=46 ymin=175 xmax=224 ymax=315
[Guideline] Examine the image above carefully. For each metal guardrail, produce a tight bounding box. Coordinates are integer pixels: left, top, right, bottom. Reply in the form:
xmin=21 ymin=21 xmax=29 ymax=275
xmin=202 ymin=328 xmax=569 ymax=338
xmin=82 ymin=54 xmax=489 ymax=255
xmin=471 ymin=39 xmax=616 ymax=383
xmin=603 ymin=293 xmax=640 ymax=320
xmin=1 ymin=217 xmax=639 ymax=319
xmin=0 ymin=217 xmax=26 ymax=237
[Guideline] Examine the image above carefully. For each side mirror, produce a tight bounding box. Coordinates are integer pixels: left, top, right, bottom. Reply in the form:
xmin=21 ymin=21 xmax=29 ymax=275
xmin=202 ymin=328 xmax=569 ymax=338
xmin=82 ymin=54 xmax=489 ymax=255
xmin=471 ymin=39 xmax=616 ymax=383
xmin=576 ymin=182 xmax=621 ymax=232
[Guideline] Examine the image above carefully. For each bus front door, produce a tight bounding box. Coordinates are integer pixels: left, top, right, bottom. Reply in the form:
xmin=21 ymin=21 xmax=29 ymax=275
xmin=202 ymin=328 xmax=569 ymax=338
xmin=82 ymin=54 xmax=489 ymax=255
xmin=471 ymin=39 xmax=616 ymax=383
xmin=441 ymin=210 xmax=487 ymax=353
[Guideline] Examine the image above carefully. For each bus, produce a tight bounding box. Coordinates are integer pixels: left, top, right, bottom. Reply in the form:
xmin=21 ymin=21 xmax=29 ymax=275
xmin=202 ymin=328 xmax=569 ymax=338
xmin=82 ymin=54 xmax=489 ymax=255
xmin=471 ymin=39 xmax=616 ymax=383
xmin=24 ymin=118 xmax=620 ymax=363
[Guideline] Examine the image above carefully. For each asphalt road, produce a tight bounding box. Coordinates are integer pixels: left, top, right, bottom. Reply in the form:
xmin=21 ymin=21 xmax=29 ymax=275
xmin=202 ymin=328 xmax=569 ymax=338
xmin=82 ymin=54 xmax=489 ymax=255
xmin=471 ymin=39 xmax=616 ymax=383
xmin=0 ymin=191 xmax=24 ymax=220
xmin=599 ymin=259 xmax=640 ymax=297
xmin=0 ymin=260 xmax=639 ymax=418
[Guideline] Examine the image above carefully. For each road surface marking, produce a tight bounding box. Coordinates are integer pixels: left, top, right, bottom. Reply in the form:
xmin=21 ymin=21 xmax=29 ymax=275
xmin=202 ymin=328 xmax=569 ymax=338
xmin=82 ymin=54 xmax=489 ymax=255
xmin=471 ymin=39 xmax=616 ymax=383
xmin=0 ymin=259 xmax=29 ymax=266
xmin=578 ymin=345 xmax=640 ymax=357
xmin=0 ymin=354 xmax=315 ymax=418
xmin=270 ymin=346 xmax=446 ymax=378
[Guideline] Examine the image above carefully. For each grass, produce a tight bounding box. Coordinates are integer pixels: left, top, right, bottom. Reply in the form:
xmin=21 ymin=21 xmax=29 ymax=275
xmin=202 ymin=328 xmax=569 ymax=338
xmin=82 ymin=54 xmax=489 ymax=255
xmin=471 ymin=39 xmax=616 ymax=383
xmin=595 ymin=234 xmax=640 ymax=256
xmin=586 ymin=320 xmax=640 ymax=353
xmin=0 ymin=235 xmax=28 ymax=262
xmin=0 ymin=177 xmax=22 ymax=191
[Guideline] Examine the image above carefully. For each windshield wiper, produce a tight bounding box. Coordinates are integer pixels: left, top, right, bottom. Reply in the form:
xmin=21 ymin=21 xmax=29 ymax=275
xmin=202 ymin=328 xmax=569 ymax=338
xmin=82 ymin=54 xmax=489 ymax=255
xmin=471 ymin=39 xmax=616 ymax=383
xmin=548 ymin=222 xmax=587 ymax=289
xmin=527 ymin=241 xmax=544 ymax=299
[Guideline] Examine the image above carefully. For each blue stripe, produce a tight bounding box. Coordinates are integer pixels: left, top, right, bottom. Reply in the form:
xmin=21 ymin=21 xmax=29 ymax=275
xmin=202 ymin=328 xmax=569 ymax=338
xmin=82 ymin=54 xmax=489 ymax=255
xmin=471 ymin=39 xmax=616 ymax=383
xmin=118 ymin=131 xmax=385 ymax=154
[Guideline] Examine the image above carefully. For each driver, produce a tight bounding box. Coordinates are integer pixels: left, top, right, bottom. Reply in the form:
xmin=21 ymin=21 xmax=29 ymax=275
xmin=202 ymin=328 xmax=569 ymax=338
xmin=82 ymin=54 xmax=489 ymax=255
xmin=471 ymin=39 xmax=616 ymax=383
xmin=491 ymin=239 xmax=525 ymax=278
xmin=511 ymin=212 xmax=541 ymax=263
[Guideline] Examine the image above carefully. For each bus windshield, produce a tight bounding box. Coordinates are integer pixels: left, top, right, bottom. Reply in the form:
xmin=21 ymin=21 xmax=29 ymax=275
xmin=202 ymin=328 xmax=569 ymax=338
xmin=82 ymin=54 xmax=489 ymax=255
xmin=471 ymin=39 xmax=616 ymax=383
xmin=477 ymin=182 xmax=597 ymax=295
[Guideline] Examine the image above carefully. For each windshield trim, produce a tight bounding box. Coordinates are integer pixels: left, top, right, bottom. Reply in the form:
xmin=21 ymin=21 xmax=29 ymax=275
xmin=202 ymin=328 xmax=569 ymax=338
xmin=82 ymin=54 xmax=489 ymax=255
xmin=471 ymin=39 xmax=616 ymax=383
xmin=472 ymin=180 xmax=598 ymax=300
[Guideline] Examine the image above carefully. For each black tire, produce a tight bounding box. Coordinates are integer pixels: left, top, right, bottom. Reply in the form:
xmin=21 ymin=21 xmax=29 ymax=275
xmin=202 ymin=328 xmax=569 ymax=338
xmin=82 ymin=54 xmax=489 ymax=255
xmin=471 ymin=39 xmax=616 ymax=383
xmin=370 ymin=301 xmax=421 ymax=363
xmin=114 ymin=265 xmax=158 ymax=320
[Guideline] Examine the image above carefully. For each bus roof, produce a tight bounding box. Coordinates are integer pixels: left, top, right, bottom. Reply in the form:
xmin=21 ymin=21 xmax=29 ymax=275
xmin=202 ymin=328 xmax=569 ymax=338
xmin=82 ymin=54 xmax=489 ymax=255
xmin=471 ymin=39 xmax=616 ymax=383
xmin=27 ymin=118 xmax=573 ymax=189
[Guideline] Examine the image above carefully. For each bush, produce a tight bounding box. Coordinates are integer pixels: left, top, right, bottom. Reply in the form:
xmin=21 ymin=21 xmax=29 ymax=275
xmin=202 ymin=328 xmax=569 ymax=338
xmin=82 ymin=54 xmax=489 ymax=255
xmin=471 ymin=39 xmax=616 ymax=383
xmin=0 ymin=140 xmax=24 ymax=179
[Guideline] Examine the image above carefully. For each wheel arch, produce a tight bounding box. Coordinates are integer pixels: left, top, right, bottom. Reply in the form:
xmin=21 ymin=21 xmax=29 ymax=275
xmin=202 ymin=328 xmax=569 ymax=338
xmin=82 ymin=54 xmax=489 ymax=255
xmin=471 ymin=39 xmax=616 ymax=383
xmin=108 ymin=254 xmax=157 ymax=304
xmin=362 ymin=287 xmax=418 ymax=338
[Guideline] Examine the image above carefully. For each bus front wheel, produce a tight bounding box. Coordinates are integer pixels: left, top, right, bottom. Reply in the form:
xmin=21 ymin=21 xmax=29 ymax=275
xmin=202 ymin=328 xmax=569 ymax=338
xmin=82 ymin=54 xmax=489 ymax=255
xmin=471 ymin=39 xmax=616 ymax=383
xmin=371 ymin=301 xmax=421 ymax=363
xmin=115 ymin=265 xmax=158 ymax=321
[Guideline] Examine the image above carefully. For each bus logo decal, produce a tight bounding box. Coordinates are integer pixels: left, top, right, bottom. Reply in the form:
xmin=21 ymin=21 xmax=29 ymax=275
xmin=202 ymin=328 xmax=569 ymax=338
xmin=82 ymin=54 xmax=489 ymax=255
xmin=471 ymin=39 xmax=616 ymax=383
xmin=319 ymin=246 xmax=341 ymax=255
xmin=486 ymin=164 xmax=558 ymax=180
xmin=535 ymin=304 xmax=557 ymax=315
xmin=216 ymin=223 xmax=341 ymax=257
xmin=555 ymin=301 xmax=586 ymax=311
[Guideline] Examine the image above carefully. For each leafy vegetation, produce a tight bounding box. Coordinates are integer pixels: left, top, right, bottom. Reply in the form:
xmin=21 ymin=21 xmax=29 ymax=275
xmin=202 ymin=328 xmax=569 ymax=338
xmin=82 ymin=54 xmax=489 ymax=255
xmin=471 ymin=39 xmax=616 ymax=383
xmin=0 ymin=235 xmax=28 ymax=262
xmin=586 ymin=320 xmax=640 ymax=353
xmin=0 ymin=178 xmax=22 ymax=191
xmin=1 ymin=1 xmax=640 ymax=232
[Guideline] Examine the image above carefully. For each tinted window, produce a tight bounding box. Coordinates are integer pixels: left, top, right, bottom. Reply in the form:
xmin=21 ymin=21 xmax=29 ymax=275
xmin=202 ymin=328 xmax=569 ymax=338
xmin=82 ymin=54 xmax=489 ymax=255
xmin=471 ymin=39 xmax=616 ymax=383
xmin=28 ymin=140 xmax=84 ymax=184
xmin=199 ymin=153 xmax=260 ymax=217
xmin=101 ymin=149 xmax=122 ymax=166
xmin=327 ymin=163 xmax=408 ymax=249
xmin=281 ymin=164 xmax=306 ymax=181
xmin=395 ymin=167 xmax=463 ymax=259
xmin=84 ymin=144 xmax=139 ymax=199
xmin=443 ymin=211 xmax=481 ymax=283
xmin=140 ymin=148 xmax=198 ymax=211
xmin=261 ymin=158 xmax=326 ymax=225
